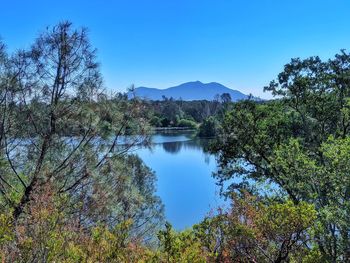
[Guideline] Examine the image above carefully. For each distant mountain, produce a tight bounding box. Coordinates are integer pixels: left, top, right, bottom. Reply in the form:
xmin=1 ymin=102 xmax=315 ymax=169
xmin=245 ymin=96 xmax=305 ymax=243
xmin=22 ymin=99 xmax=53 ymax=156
xmin=127 ymin=81 xmax=256 ymax=101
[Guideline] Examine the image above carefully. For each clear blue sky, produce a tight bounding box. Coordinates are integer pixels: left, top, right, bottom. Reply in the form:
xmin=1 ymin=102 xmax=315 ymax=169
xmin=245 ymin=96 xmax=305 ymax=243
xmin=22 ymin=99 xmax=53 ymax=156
xmin=0 ymin=0 xmax=349 ymax=98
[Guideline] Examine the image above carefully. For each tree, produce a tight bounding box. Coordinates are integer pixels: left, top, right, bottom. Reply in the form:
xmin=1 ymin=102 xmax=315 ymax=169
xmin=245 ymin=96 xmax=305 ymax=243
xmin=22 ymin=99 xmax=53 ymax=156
xmin=157 ymin=222 xmax=208 ymax=263
xmin=193 ymin=192 xmax=317 ymax=263
xmin=0 ymin=22 xmax=163 ymax=260
xmin=212 ymin=51 xmax=350 ymax=261
xmin=197 ymin=116 xmax=220 ymax=137
xmin=220 ymin=93 xmax=232 ymax=104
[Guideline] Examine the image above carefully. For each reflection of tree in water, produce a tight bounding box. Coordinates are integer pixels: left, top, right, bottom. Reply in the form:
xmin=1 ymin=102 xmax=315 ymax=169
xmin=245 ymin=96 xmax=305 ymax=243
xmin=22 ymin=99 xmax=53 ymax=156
xmin=161 ymin=138 xmax=214 ymax=155
xmin=162 ymin=141 xmax=183 ymax=154
xmin=204 ymin=152 xmax=211 ymax=165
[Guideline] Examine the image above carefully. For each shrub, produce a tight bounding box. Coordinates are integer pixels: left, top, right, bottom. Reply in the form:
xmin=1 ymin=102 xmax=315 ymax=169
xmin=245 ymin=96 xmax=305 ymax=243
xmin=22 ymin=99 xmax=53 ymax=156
xmin=177 ymin=119 xmax=198 ymax=128
xmin=197 ymin=116 xmax=219 ymax=137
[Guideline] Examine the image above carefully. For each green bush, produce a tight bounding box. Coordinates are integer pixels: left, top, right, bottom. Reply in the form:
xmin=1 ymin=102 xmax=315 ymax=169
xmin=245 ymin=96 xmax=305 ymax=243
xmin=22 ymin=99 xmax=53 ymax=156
xmin=177 ymin=119 xmax=198 ymax=128
xmin=197 ymin=116 xmax=219 ymax=137
xmin=150 ymin=116 xmax=162 ymax=127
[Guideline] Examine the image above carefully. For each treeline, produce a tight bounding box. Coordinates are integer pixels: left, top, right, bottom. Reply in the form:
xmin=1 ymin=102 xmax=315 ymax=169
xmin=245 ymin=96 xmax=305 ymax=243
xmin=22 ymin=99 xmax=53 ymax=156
xmin=140 ymin=94 xmax=233 ymax=129
xmin=9 ymin=88 xmax=230 ymax=137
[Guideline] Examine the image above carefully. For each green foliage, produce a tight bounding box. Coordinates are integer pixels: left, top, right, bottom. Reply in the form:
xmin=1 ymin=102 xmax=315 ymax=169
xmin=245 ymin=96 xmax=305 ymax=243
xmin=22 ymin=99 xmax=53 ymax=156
xmin=213 ymin=51 xmax=350 ymax=261
xmin=191 ymin=194 xmax=317 ymax=262
xmin=197 ymin=116 xmax=220 ymax=137
xmin=3 ymin=21 xmax=350 ymax=263
xmin=144 ymin=98 xmax=227 ymax=128
xmin=0 ymin=22 xmax=163 ymax=262
xmin=0 ymin=186 xmax=158 ymax=262
xmin=150 ymin=115 xmax=162 ymax=127
xmin=0 ymin=213 xmax=13 ymax=253
xmin=157 ymin=222 xmax=208 ymax=263
xmin=161 ymin=117 xmax=171 ymax=127
xmin=176 ymin=119 xmax=198 ymax=128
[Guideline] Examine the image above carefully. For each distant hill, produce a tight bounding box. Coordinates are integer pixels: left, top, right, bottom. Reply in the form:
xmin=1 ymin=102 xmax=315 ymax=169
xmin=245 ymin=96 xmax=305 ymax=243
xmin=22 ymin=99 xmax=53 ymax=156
xmin=127 ymin=81 xmax=256 ymax=101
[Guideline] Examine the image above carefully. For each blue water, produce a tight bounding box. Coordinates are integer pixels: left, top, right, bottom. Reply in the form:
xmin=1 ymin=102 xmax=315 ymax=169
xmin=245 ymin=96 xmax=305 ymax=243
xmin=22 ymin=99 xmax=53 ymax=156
xmin=135 ymin=131 xmax=224 ymax=230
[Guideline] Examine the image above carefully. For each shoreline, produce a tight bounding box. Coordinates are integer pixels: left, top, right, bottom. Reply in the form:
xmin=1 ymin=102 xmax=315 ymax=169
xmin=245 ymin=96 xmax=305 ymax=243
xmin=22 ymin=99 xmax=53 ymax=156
xmin=152 ymin=127 xmax=197 ymax=131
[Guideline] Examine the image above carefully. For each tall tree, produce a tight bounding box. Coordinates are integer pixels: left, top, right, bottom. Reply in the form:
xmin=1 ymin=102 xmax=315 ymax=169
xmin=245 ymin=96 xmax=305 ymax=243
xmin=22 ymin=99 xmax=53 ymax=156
xmin=213 ymin=51 xmax=350 ymax=261
xmin=0 ymin=22 xmax=162 ymax=237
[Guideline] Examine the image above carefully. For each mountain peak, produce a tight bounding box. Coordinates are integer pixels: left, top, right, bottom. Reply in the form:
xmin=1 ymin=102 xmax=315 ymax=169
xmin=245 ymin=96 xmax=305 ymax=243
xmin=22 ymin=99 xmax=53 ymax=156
xmin=128 ymin=81 xmax=254 ymax=101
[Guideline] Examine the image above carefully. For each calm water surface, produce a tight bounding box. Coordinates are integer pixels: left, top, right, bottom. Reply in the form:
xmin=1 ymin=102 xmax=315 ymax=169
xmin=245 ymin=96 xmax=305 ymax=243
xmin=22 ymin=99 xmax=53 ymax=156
xmin=135 ymin=130 xmax=224 ymax=230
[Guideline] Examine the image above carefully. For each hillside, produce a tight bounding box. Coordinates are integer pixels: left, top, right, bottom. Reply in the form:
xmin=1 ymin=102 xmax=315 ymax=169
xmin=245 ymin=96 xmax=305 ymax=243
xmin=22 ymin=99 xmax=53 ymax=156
xmin=128 ymin=81 xmax=253 ymax=101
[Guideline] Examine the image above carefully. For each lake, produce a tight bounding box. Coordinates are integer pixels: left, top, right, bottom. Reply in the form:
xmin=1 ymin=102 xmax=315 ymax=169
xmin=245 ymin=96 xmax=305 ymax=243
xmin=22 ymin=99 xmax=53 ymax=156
xmin=135 ymin=130 xmax=224 ymax=230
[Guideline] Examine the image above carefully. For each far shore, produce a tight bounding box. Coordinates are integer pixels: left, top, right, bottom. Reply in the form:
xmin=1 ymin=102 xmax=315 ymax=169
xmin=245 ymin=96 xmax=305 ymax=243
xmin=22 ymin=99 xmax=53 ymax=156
xmin=152 ymin=127 xmax=196 ymax=131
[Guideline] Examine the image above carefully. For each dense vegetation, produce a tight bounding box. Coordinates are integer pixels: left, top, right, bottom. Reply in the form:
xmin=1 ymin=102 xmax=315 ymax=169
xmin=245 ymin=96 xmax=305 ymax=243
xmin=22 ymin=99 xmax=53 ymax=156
xmin=139 ymin=93 xmax=232 ymax=130
xmin=0 ymin=22 xmax=164 ymax=262
xmin=211 ymin=52 xmax=350 ymax=262
xmin=1 ymin=21 xmax=350 ymax=262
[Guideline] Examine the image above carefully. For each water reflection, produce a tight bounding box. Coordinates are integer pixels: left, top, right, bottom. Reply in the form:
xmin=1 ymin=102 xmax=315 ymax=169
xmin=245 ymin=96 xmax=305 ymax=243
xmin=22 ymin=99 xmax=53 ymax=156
xmin=161 ymin=141 xmax=182 ymax=154
xmin=135 ymin=130 xmax=223 ymax=230
xmin=159 ymin=139 xmax=206 ymax=154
